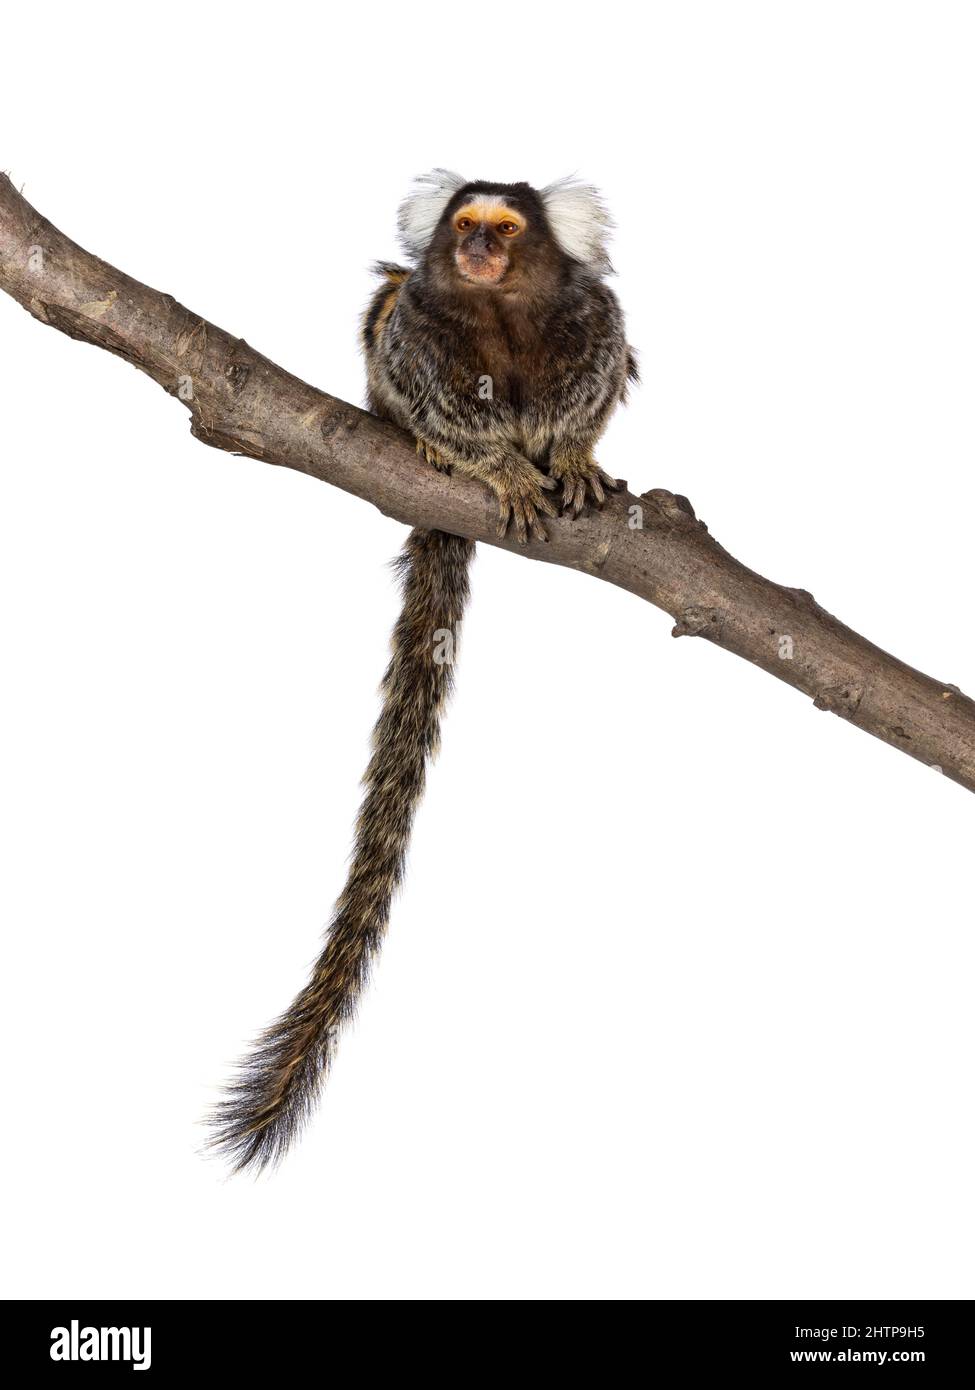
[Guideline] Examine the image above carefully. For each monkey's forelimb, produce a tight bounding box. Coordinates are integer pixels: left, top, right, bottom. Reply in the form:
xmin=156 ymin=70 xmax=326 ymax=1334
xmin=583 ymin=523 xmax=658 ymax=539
xmin=207 ymin=527 xmax=474 ymax=1172
xmin=433 ymin=444 xmax=559 ymax=544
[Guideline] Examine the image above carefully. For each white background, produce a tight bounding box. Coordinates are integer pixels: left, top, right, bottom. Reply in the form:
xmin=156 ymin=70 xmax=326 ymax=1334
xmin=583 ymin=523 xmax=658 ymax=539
xmin=1 ymin=1 xmax=973 ymax=1301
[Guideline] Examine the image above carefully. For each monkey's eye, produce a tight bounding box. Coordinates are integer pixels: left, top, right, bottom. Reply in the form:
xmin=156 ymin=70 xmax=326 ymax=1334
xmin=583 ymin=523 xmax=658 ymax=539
xmin=456 ymin=216 xmax=475 ymax=232
xmin=497 ymin=221 xmax=521 ymax=236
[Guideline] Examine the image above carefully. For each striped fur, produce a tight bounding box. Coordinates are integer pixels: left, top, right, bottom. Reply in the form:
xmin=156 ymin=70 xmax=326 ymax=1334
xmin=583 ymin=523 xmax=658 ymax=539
xmin=208 ymin=529 xmax=473 ymax=1172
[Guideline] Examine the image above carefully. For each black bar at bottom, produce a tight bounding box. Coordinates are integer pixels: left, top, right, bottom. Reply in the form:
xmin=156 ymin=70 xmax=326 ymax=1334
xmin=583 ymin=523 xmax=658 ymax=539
xmin=3 ymin=1299 xmax=970 ymax=1377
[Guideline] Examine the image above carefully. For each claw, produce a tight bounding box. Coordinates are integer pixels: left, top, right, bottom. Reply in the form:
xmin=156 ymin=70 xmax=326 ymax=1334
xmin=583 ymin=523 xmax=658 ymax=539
xmin=492 ymin=461 xmax=557 ymax=545
xmin=554 ymin=456 xmax=617 ymax=519
xmin=528 ymin=506 xmax=549 ymax=542
xmin=564 ymin=479 xmax=584 ymax=517
xmin=415 ymin=438 xmax=452 ymax=473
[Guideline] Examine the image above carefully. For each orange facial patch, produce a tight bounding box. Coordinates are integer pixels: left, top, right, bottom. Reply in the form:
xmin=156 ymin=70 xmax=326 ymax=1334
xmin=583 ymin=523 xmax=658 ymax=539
xmin=454 ymin=200 xmax=525 ymax=234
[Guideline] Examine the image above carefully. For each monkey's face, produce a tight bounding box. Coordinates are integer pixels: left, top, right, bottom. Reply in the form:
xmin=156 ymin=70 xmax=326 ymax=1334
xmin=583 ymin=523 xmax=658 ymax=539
xmin=450 ymin=199 xmax=524 ymax=286
xmin=421 ymin=181 xmax=567 ymax=298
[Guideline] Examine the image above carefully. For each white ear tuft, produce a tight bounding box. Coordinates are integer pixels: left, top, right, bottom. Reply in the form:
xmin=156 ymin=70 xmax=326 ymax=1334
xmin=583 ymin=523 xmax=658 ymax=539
xmin=397 ymin=169 xmax=469 ymax=257
xmin=540 ymin=177 xmax=614 ymax=272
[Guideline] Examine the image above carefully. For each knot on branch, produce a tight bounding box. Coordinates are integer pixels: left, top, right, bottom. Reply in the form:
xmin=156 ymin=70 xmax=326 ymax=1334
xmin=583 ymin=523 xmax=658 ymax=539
xmin=640 ymin=488 xmax=705 ymax=532
xmin=813 ymin=682 xmax=864 ymax=719
xmin=936 ymin=682 xmax=974 ymax=706
xmin=672 ymin=605 xmax=728 ymax=638
xmin=225 ymin=361 xmax=251 ymax=398
xmin=786 ymin=586 xmax=820 ymax=612
xmin=320 ymin=408 xmax=362 ymax=442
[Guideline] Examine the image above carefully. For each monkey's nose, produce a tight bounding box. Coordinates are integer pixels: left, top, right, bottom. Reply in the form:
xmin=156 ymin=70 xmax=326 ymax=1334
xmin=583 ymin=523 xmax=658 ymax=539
xmin=466 ymin=230 xmax=492 ymax=257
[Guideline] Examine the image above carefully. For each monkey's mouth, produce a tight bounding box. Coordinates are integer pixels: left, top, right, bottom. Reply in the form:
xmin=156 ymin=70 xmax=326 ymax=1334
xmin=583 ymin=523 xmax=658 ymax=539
xmin=454 ymin=250 xmax=507 ymax=286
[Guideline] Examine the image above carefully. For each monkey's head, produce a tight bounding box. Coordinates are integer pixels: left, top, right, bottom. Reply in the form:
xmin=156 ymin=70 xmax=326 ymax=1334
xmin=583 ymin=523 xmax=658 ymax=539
xmin=397 ymin=171 xmax=615 ymax=294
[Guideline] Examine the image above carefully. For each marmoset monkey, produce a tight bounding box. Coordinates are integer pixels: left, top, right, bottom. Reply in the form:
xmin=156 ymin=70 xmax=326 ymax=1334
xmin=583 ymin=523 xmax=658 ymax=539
xmin=209 ymin=171 xmax=637 ymax=1171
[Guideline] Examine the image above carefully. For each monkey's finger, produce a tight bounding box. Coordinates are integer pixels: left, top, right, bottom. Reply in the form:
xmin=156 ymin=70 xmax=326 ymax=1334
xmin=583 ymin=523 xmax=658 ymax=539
xmin=598 ymin=467 xmax=621 ymax=491
xmin=509 ymin=496 xmax=527 ymax=542
xmin=521 ymin=499 xmax=548 ymax=542
xmin=590 ymin=475 xmax=606 ymax=507
xmin=537 ymin=491 xmax=559 ymax=520
xmin=496 ymin=499 xmax=512 ymax=539
xmin=527 ymin=507 xmax=549 ymax=542
xmin=537 ymin=473 xmax=558 ymax=491
xmin=513 ymin=502 xmax=530 ymax=544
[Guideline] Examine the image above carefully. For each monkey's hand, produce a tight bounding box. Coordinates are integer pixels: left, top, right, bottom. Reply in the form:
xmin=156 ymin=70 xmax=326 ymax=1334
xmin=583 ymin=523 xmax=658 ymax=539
xmin=487 ymin=455 xmax=559 ymax=544
xmin=418 ymin=442 xmax=557 ymax=543
xmin=549 ymin=453 xmax=621 ymax=520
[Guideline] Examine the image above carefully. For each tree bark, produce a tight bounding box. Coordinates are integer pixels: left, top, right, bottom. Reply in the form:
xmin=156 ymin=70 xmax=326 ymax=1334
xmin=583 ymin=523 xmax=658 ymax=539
xmin=2 ymin=172 xmax=974 ymax=792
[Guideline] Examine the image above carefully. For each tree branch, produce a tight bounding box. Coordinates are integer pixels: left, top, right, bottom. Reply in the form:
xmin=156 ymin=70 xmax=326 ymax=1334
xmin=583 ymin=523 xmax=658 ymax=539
xmin=2 ymin=172 xmax=974 ymax=792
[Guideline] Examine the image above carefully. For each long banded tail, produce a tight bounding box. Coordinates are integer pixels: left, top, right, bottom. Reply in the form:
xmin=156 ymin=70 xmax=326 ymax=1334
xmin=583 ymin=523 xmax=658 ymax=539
xmin=208 ymin=528 xmax=475 ymax=1172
